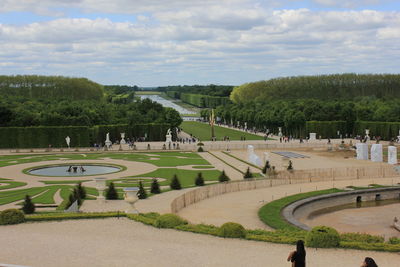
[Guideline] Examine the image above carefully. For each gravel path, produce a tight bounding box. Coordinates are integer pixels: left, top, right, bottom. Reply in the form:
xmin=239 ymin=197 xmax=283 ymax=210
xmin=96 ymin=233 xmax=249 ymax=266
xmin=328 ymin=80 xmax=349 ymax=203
xmin=0 ymin=219 xmax=398 ymax=267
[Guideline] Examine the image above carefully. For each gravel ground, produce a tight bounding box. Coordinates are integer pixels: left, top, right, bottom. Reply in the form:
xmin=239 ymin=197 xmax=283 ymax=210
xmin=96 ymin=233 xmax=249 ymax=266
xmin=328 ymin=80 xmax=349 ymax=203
xmin=0 ymin=219 xmax=399 ymax=267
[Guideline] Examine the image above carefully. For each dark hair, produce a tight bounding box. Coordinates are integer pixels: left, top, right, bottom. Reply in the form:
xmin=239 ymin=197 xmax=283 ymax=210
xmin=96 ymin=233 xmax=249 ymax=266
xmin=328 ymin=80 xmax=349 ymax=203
xmin=364 ymin=257 xmax=378 ymax=267
xmin=296 ymin=240 xmax=306 ymax=260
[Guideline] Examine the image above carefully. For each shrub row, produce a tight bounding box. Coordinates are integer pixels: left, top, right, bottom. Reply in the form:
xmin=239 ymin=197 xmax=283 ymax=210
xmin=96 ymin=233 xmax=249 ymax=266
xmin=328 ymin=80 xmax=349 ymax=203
xmin=0 ymin=123 xmax=170 ymax=148
xmin=25 ymin=212 xmax=126 ymax=222
xmin=0 ymin=209 xmax=25 ymax=225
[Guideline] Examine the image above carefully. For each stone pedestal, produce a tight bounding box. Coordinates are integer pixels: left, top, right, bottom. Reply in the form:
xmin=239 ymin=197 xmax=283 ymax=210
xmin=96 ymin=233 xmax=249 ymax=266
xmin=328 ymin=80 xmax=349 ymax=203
xmin=356 ymin=143 xmax=369 ymax=160
xmin=309 ymin=133 xmax=316 ymax=141
xmin=94 ymin=177 xmax=107 ymax=201
xmin=371 ymin=144 xmax=383 ymax=162
xmin=263 ymin=152 xmax=269 ymax=163
xmin=388 ymin=146 xmax=397 ymax=165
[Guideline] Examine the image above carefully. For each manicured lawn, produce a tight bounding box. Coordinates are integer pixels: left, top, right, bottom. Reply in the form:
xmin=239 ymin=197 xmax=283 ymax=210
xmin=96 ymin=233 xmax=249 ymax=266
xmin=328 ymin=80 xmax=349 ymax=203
xmin=180 ymin=121 xmax=265 ymax=141
xmin=0 ymin=178 xmax=27 ymax=190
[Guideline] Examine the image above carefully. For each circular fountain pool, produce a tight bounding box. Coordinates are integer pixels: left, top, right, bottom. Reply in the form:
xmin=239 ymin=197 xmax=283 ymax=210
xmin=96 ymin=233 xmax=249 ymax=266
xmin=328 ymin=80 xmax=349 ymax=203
xmin=28 ymin=164 xmax=122 ymax=177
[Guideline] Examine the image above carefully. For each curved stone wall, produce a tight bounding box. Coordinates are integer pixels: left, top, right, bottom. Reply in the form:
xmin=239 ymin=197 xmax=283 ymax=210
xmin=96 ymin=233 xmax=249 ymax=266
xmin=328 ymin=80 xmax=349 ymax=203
xmin=282 ymin=187 xmax=400 ymax=230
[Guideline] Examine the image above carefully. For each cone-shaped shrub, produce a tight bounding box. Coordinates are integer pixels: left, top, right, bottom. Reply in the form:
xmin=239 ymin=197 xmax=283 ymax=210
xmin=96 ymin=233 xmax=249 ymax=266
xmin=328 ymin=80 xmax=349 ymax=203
xmin=150 ymin=178 xmax=161 ymax=194
xmin=137 ymin=181 xmax=147 ymax=199
xmin=195 ymin=172 xmax=205 ymax=186
xmin=243 ymin=167 xmax=253 ymax=179
xmin=76 ymin=182 xmax=86 ymax=199
xmin=262 ymin=161 xmax=270 ymax=174
xmin=218 ymin=170 xmax=230 ymax=182
xmin=106 ymin=182 xmax=118 ymax=200
xmin=197 ymin=146 xmax=204 ymax=152
xmin=218 ymin=222 xmax=246 ymax=238
xmin=170 ymin=174 xmax=182 ymax=190
xmin=22 ymin=195 xmax=35 ymax=214
xmin=73 ymin=188 xmax=82 ymax=205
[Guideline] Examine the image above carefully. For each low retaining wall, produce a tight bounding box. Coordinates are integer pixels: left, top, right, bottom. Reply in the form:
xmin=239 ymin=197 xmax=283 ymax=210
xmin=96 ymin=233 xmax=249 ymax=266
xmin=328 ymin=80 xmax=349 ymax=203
xmin=171 ymin=165 xmax=399 ymax=213
xmin=282 ymin=187 xmax=400 ymax=230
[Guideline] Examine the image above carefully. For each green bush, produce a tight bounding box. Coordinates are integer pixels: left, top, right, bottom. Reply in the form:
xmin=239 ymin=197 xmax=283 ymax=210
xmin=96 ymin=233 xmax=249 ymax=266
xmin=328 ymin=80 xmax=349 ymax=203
xmin=150 ymin=179 xmax=161 ymax=194
xmin=195 ymin=172 xmax=205 ymax=186
xmin=176 ymin=223 xmax=219 ymax=236
xmin=170 ymin=174 xmax=182 ymax=190
xmin=218 ymin=170 xmax=230 ymax=182
xmin=76 ymin=182 xmax=86 ymax=199
xmin=339 ymin=241 xmax=400 ymax=252
xmin=262 ymin=161 xmax=270 ymax=174
xmin=389 ymin=237 xmax=400 ymax=244
xmin=218 ymin=222 xmax=246 ymax=238
xmin=137 ymin=181 xmax=147 ymax=199
xmin=127 ymin=212 xmax=160 ymax=225
xmin=0 ymin=209 xmax=25 ymax=225
xmin=306 ymin=226 xmax=340 ymax=248
xmin=153 ymin=213 xmax=188 ymax=228
xmin=22 ymin=195 xmax=35 ymax=214
xmin=26 ymin=212 xmax=125 ymax=222
xmin=197 ymin=146 xmax=204 ymax=152
xmin=106 ymin=182 xmax=118 ymax=200
xmin=340 ymin=233 xmax=384 ymax=243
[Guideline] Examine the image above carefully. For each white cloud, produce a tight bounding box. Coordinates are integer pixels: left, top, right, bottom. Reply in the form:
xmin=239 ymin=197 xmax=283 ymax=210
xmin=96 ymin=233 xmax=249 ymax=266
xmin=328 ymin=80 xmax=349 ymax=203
xmin=0 ymin=3 xmax=399 ymax=85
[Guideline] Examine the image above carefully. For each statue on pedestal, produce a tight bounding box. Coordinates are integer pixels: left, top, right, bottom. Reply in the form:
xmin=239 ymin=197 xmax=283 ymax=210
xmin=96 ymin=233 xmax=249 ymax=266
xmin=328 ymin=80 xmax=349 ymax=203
xmin=105 ymin=133 xmax=112 ymax=148
xmin=166 ymin=128 xmax=172 ymax=143
xmin=65 ymin=136 xmax=70 ymax=148
xmin=120 ymin=133 xmax=126 ymax=144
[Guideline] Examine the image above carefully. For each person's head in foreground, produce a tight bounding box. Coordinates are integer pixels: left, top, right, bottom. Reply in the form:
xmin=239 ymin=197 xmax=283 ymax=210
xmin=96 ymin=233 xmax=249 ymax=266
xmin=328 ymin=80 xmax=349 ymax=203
xmin=361 ymin=257 xmax=378 ymax=267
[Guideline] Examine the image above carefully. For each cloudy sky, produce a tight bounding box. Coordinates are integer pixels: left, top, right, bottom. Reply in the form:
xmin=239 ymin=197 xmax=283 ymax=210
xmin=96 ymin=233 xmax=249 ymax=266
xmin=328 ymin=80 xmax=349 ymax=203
xmin=0 ymin=0 xmax=399 ymax=86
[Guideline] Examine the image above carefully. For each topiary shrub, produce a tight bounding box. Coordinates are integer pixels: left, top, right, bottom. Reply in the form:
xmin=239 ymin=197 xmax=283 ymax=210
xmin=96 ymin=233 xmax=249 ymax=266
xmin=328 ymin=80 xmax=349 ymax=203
xmin=22 ymin=195 xmax=35 ymax=214
xmin=262 ymin=160 xmax=270 ymax=174
xmin=218 ymin=222 xmax=246 ymax=238
xmin=150 ymin=178 xmax=161 ymax=194
xmin=243 ymin=167 xmax=253 ymax=179
xmin=195 ymin=172 xmax=205 ymax=186
xmin=153 ymin=213 xmax=188 ymax=228
xmin=0 ymin=209 xmax=25 ymax=225
xmin=218 ymin=170 xmax=230 ymax=182
xmin=137 ymin=181 xmax=147 ymax=199
xmin=170 ymin=174 xmax=182 ymax=190
xmin=197 ymin=146 xmax=204 ymax=152
xmin=305 ymin=226 xmax=340 ymax=248
xmin=76 ymin=182 xmax=86 ymax=199
xmin=106 ymin=182 xmax=118 ymax=200
xmin=287 ymin=160 xmax=293 ymax=171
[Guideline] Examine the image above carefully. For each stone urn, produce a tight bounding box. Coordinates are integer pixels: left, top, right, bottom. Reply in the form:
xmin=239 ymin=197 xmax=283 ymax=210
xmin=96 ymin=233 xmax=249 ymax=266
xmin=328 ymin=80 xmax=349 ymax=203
xmin=94 ymin=177 xmax=107 ymax=201
xmin=123 ymin=187 xmax=139 ymax=214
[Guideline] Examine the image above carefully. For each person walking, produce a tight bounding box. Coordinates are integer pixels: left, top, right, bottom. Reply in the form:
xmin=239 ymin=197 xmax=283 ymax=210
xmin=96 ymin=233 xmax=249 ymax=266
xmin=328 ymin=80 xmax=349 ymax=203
xmin=287 ymin=240 xmax=306 ymax=267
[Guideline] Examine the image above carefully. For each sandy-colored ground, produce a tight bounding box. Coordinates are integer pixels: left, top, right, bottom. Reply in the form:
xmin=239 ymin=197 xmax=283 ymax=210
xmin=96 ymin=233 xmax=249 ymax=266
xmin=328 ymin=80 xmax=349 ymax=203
xmin=0 ymin=218 xmax=399 ymax=267
xmin=300 ymin=202 xmax=400 ymax=239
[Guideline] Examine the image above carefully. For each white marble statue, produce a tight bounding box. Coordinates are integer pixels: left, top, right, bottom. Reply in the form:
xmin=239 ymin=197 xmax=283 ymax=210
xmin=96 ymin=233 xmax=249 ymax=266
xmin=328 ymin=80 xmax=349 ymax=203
xmin=247 ymin=145 xmax=262 ymax=167
xmin=278 ymin=127 xmax=283 ymax=137
xmin=388 ymin=146 xmax=397 ymax=165
xmin=356 ymin=143 xmax=369 ymax=160
xmin=65 ymin=136 xmax=70 ymax=148
xmin=371 ymin=144 xmax=383 ymax=162
xmin=365 ymin=129 xmax=370 ymax=141
xmin=105 ymin=133 xmax=112 ymax=148
xmin=166 ymin=128 xmax=172 ymax=143
xmin=120 ymin=133 xmax=126 ymax=144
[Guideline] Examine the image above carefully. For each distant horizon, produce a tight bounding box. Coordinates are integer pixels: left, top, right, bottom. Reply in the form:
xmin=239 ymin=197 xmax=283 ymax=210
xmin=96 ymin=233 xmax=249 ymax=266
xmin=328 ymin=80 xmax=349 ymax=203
xmin=1 ymin=1 xmax=399 ymax=86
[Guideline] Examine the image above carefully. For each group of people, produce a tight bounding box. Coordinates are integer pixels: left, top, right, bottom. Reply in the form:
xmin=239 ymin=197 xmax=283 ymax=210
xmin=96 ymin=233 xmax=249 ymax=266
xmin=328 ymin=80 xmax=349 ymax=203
xmin=288 ymin=240 xmax=378 ymax=267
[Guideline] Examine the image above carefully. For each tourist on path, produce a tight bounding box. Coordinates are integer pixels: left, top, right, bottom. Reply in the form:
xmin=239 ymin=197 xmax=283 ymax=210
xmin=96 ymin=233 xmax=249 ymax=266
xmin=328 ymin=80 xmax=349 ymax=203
xmin=287 ymin=240 xmax=306 ymax=267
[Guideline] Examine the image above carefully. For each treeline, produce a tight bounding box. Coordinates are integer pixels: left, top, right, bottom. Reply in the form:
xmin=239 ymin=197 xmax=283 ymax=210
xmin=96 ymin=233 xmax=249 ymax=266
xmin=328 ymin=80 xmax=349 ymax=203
xmin=230 ymin=74 xmax=400 ymax=103
xmin=0 ymin=75 xmax=104 ymax=101
xmin=0 ymin=97 xmax=181 ymax=128
xmin=210 ymin=98 xmax=400 ymax=139
xmin=104 ymin=85 xmax=136 ymax=104
xmin=159 ymin=84 xmax=233 ymax=97
xmin=0 ymin=124 xmax=170 ymax=148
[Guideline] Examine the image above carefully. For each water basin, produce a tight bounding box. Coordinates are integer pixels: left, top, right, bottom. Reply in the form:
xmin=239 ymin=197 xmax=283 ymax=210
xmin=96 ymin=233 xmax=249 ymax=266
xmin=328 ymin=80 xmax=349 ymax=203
xmin=28 ymin=164 xmax=121 ymax=177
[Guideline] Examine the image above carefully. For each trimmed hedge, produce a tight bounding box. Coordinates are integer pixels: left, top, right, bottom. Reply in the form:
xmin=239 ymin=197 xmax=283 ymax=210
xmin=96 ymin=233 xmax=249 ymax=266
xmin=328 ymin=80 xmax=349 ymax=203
xmin=0 ymin=209 xmax=25 ymax=225
xmin=153 ymin=213 xmax=188 ymax=228
xmin=218 ymin=222 xmax=246 ymax=238
xmin=354 ymin=121 xmax=400 ymax=140
xmin=305 ymin=121 xmax=348 ymax=138
xmin=180 ymin=93 xmax=230 ymax=108
xmin=25 ymin=212 xmax=125 ymax=222
xmin=305 ymin=226 xmax=340 ymax=248
xmin=0 ymin=123 xmax=170 ymax=148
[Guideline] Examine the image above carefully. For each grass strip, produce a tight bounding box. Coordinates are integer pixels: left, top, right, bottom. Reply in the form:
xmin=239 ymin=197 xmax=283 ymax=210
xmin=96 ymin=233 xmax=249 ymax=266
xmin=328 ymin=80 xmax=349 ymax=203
xmin=207 ymin=151 xmax=244 ymax=174
xmin=258 ymin=188 xmax=344 ymax=231
xmin=222 ymin=151 xmax=262 ymax=170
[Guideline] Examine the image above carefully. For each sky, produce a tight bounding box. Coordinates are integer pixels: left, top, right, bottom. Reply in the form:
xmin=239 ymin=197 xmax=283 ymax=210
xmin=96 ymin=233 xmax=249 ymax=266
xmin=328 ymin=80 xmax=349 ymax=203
xmin=0 ymin=0 xmax=399 ymax=86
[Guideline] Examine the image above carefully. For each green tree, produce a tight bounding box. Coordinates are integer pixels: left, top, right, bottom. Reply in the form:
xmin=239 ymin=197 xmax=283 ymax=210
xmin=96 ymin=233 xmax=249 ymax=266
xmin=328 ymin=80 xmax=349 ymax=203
xmin=76 ymin=182 xmax=86 ymax=199
xmin=22 ymin=195 xmax=35 ymax=214
xmin=170 ymin=174 xmax=182 ymax=190
xmin=195 ymin=172 xmax=205 ymax=186
xmin=218 ymin=170 xmax=230 ymax=182
xmin=150 ymin=178 xmax=161 ymax=194
xmin=243 ymin=167 xmax=253 ymax=179
xmin=262 ymin=161 xmax=270 ymax=174
xmin=137 ymin=181 xmax=147 ymax=199
xmin=106 ymin=182 xmax=118 ymax=200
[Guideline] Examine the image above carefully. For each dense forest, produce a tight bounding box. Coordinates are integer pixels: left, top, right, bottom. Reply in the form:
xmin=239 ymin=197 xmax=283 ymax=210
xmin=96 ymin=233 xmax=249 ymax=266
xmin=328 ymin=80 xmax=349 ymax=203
xmin=230 ymin=74 xmax=400 ymax=104
xmin=0 ymin=76 xmax=181 ymax=129
xmin=158 ymin=84 xmax=233 ymax=97
xmin=0 ymin=75 xmax=104 ymax=101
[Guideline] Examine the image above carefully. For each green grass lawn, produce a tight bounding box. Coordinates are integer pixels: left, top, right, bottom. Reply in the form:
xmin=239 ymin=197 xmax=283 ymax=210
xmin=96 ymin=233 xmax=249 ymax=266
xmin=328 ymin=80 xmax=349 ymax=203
xmin=180 ymin=121 xmax=265 ymax=141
